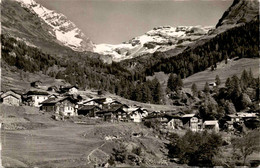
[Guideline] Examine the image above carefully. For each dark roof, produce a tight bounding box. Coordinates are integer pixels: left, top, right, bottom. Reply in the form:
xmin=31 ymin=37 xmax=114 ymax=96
xmin=85 ymin=98 xmax=106 ymax=104
xmin=26 ymin=90 xmax=49 ymax=96
xmin=41 ymin=96 xmax=77 ymax=105
xmin=79 ymin=105 xmax=101 ymax=111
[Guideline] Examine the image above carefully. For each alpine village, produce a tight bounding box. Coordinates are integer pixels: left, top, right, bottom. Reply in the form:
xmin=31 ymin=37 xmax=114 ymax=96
xmin=0 ymin=0 xmax=260 ymax=167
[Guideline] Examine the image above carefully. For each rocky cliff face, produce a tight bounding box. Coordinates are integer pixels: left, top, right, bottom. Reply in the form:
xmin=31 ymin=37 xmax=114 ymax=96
xmin=14 ymin=0 xmax=94 ymax=52
xmin=94 ymin=25 xmax=212 ymax=62
xmin=214 ymin=0 xmax=259 ymax=33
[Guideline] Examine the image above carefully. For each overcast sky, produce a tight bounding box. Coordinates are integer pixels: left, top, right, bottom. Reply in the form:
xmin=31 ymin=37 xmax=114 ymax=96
xmin=35 ymin=0 xmax=232 ymax=44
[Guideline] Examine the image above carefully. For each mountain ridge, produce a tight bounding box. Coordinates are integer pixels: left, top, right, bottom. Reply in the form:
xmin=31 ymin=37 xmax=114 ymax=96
xmin=13 ymin=0 xmax=94 ymax=52
xmin=94 ymin=25 xmax=212 ymax=62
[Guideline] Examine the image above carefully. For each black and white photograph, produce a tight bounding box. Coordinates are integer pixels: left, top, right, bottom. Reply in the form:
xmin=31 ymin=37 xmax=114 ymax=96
xmin=0 ymin=0 xmax=259 ymax=167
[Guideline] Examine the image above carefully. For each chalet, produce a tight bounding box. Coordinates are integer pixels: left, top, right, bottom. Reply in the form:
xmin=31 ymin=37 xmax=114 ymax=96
xmin=202 ymin=120 xmax=219 ymax=132
xmin=209 ymin=82 xmax=217 ymax=87
xmin=96 ymin=105 xmax=128 ymax=122
xmin=83 ymin=98 xmax=106 ymax=109
xmin=167 ymin=112 xmax=185 ymax=130
xmin=77 ymin=105 xmax=101 ymax=117
xmin=226 ymin=113 xmax=257 ymax=123
xmin=59 ymin=86 xmax=79 ymax=94
xmin=0 ymin=90 xmax=22 ymax=106
xmin=40 ymin=96 xmax=78 ymax=116
xmin=104 ymin=100 xmax=122 ymax=109
xmin=24 ymin=91 xmax=49 ymax=107
xmin=181 ymin=113 xmax=203 ymax=132
xmin=30 ymin=80 xmax=42 ymax=88
xmin=129 ymin=108 xmax=147 ymax=123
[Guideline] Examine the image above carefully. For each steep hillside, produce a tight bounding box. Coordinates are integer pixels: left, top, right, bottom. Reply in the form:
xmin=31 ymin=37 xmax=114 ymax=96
xmin=94 ymin=26 xmax=212 ymax=62
xmin=214 ymin=0 xmax=259 ymax=34
xmin=1 ymin=0 xmax=93 ymax=55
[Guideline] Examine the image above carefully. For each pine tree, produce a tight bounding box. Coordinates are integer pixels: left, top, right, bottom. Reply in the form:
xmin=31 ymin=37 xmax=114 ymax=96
xmin=191 ymin=83 xmax=198 ymax=97
xmin=204 ymin=82 xmax=210 ymax=93
xmin=215 ymin=75 xmax=221 ymax=86
xmin=167 ymin=73 xmax=175 ymax=92
xmin=240 ymin=69 xmax=249 ymax=90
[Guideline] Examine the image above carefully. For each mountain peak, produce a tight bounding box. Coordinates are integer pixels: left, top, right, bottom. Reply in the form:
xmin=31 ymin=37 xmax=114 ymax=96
xmin=216 ymin=0 xmax=259 ymax=29
xmin=94 ymin=25 xmax=212 ymax=62
xmin=14 ymin=0 xmax=94 ymax=52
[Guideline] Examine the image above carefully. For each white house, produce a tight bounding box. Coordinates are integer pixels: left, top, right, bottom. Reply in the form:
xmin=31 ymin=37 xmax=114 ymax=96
xmin=129 ymin=108 xmax=147 ymax=123
xmin=25 ymin=91 xmax=49 ymax=107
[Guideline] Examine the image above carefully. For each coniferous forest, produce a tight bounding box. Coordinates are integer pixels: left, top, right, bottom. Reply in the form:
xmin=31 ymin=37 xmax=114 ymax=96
xmin=1 ymin=18 xmax=259 ymax=104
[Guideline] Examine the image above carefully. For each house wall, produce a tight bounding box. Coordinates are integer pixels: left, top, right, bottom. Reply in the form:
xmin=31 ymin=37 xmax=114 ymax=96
xmin=32 ymin=95 xmax=48 ymax=107
xmin=2 ymin=96 xmax=20 ymax=106
xmin=58 ymin=100 xmax=77 ymax=116
xmin=130 ymin=112 xmax=142 ymax=123
xmin=69 ymin=88 xmax=78 ymax=94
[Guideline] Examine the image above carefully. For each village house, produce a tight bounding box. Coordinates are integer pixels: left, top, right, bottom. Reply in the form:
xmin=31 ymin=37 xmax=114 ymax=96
xmin=0 ymin=90 xmax=22 ymax=106
xmin=167 ymin=112 xmax=185 ymax=130
xmin=40 ymin=96 xmax=78 ymax=116
xmin=226 ymin=113 xmax=257 ymax=124
xmin=181 ymin=113 xmax=203 ymax=132
xmin=202 ymin=120 xmax=219 ymax=132
xmin=24 ymin=91 xmax=49 ymax=107
xmin=83 ymin=98 xmax=106 ymax=109
xmin=129 ymin=108 xmax=147 ymax=123
xmin=77 ymin=105 xmax=101 ymax=117
xmin=59 ymin=86 xmax=79 ymax=94
xmin=96 ymin=105 xmax=128 ymax=122
xmin=30 ymin=80 xmax=42 ymax=88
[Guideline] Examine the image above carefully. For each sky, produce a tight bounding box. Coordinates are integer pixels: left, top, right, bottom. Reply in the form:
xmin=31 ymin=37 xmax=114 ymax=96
xmin=35 ymin=0 xmax=233 ymax=44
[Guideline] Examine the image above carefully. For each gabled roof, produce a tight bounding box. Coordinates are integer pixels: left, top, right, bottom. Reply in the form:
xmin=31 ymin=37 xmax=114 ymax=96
xmin=84 ymin=98 xmax=106 ymax=104
xmin=1 ymin=94 xmax=20 ymax=100
xmin=1 ymin=90 xmax=22 ymax=99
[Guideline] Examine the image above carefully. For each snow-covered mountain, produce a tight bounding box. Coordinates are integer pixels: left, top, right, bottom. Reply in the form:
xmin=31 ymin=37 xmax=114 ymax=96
xmin=94 ymin=26 xmax=212 ymax=62
xmin=14 ymin=0 xmax=94 ymax=52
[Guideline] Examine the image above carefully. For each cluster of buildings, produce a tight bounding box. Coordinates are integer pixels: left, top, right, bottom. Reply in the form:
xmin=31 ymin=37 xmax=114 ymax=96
xmin=0 ymin=81 xmax=258 ymax=133
xmin=0 ymin=82 xmax=149 ymax=123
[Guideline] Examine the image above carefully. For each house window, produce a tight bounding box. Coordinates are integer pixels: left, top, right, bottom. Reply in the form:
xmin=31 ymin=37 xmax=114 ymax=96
xmin=37 ymin=96 xmax=39 ymax=99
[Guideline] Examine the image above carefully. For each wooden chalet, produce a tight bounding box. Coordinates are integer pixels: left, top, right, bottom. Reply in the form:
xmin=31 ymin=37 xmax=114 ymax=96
xmin=83 ymin=98 xmax=107 ymax=109
xmin=181 ymin=113 xmax=203 ymax=132
xmin=59 ymin=86 xmax=79 ymax=94
xmin=23 ymin=91 xmax=49 ymax=107
xmin=78 ymin=105 xmax=101 ymax=117
xmin=96 ymin=104 xmax=128 ymax=122
xmin=30 ymin=80 xmax=42 ymax=88
xmin=0 ymin=90 xmax=22 ymax=106
xmin=40 ymin=96 xmax=78 ymax=116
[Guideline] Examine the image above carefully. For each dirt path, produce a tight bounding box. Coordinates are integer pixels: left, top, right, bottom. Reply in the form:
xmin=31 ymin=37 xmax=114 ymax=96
xmin=87 ymin=141 xmax=109 ymax=164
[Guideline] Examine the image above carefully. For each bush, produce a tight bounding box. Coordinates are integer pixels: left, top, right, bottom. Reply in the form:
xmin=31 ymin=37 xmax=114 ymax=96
xmin=168 ymin=130 xmax=223 ymax=167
